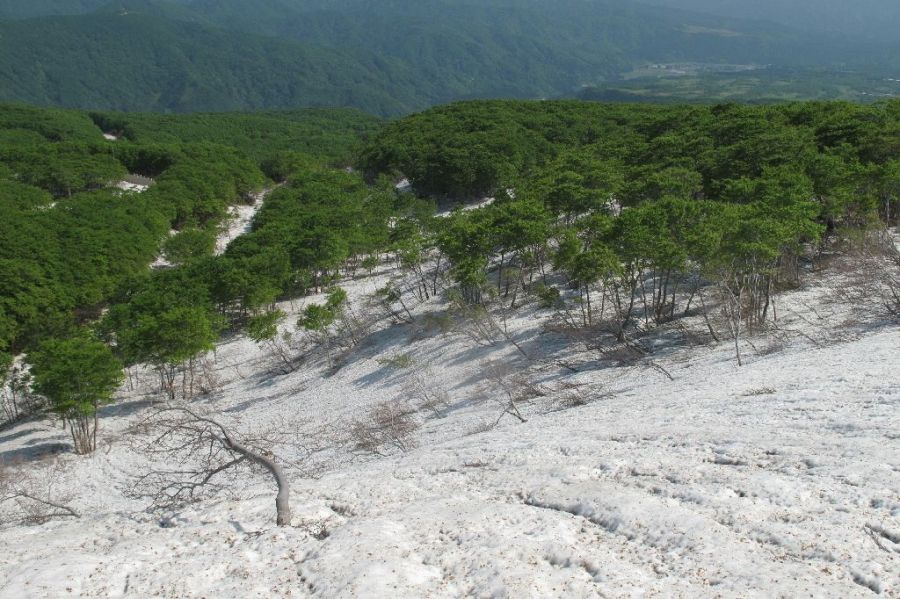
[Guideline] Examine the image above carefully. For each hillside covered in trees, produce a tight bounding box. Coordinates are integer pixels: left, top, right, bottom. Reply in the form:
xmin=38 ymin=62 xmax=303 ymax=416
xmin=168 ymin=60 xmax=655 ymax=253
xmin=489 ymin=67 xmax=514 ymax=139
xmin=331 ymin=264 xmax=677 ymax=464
xmin=2 ymin=98 xmax=898 ymax=427
xmin=0 ymin=104 xmax=380 ymax=362
xmin=0 ymin=0 xmax=897 ymax=115
xmin=0 ymin=98 xmax=898 ymax=596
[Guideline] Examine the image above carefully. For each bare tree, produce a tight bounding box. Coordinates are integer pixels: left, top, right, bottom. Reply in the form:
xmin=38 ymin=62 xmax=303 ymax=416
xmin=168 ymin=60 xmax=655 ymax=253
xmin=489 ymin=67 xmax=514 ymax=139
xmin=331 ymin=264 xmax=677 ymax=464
xmin=836 ymin=227 xmax=900 ymax=318
xmin=480 ymin=360 xmax=544 ymax=426
xmin=129 ymin=407 xmax=292 ymax=526
xmin=371 ymin=282 xmax=416 ymax=324
xmin=402 ymin=368 xmax=452 ymax=418
xmin=259 ymin=331 xmax=299 ymax=376
xmin=0 ymin=459 xmax=79 ymax=526
xmin=195 ymin=357 xmax=223 ymax=395
xmin=348 ymin=399 xmax=419 ymax=456
xmin=451 ymin=300 xmax=531 ymax=361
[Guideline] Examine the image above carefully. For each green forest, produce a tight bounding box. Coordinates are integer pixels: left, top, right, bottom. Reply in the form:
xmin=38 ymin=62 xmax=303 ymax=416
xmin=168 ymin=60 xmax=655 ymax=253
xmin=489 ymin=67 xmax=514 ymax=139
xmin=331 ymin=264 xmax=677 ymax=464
xmin=1 ymin=97 xmax=899 ymax=441
xmin=0 ymin=0 xmax=897 ymax=115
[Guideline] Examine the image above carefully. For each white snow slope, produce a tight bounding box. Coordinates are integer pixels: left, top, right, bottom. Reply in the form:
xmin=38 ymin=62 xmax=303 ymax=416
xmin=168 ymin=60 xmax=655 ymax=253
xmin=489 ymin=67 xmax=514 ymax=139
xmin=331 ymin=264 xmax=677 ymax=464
xmin=0 ymin=261 xmax=898 ymax=598
xmin=215 ymin=186 xmax=277 ymax=256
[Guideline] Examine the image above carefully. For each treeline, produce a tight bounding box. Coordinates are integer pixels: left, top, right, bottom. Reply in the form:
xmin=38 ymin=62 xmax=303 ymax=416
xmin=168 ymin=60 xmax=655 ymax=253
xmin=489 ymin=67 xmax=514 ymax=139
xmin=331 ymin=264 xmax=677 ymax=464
xmin=99 ymin=167 xmax=409 ymax=400
xmin=361 ymin=100 xmax=900 ymax=359
xmin=0 ymin=103 xmax=397 ymax=438
xmin=90 ymin=108 xmax=383 ymax=170
xmin=0 ymin=106 xmax=270 ymax=355
xmin=361 ymin=100 xmax=900 ymax=217
xmin=4 ymin=99 xmax=899 ymax=451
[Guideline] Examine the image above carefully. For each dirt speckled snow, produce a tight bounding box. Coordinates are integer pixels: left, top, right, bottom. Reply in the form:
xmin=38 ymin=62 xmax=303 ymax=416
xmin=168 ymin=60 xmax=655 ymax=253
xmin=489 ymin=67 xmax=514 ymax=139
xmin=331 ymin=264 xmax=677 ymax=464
xmin=1 ymin=261 xmax=898 ymax=598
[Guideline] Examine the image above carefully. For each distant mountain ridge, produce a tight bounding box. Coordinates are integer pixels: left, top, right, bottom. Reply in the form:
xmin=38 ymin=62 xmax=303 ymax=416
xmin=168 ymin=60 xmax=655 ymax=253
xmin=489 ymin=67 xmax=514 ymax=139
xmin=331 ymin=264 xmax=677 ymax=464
xmin=642 ymin=0 xmax=900 ymax=44
xmin=0 ymin=0 xmax=895 ymax=115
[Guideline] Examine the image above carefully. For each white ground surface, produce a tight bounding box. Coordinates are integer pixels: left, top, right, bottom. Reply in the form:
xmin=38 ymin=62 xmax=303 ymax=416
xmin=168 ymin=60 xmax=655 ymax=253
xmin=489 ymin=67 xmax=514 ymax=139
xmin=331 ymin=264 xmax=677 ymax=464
xmin=0 ymin=252 xmax=898 ymax=598
xmin=113 ymin=181 xmax=149 ymax=193
xmin=215 ymin=187 xmax=276 ymax=256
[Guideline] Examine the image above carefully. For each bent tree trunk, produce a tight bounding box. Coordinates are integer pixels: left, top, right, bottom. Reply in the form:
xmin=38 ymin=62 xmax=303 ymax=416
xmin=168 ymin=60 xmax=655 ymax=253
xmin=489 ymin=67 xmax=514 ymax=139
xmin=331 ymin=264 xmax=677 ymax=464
xmin=159 ymin=407 xmax=292 ymax=526
xmin=225 ymin=436 xmax=291 ymax=526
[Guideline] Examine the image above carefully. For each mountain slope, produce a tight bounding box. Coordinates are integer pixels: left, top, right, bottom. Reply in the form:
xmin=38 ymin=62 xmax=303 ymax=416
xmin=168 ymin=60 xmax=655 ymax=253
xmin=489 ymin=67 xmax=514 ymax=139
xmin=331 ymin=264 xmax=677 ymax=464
xmin=0 ymin=0 xmax=895 ymax=114
xmin=0 ymin=0 xmax=109 ymax=18
xmin=1 ymin=238 xmax=897 ymax=597
xmin=165 ymin=0 xmax=896 ymax=85
xmin=642 ymin=0 xmax=900 ymax=44
xmin=0 ymin=13 xmax=421 ymax=115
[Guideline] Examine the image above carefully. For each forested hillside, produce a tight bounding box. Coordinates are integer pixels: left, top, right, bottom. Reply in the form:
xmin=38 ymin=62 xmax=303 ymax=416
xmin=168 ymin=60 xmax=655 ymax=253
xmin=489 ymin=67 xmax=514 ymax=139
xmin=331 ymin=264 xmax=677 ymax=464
xmin=0 ymin=13 xmax=420 ymax=115
xmin=0 ymin=0 xmax=895 ymax=114
xmin=2 ymin=98 xmax=898 ymax=426
xmin=0 ymin=0 xmax=108 ymax=18
xmin=0 ymin=104 xmax=381 ymax=363
xmin=90 ymin=108 xmax=383 ymax=164
xmin=1 ymin=98 xmax=898 ymax=596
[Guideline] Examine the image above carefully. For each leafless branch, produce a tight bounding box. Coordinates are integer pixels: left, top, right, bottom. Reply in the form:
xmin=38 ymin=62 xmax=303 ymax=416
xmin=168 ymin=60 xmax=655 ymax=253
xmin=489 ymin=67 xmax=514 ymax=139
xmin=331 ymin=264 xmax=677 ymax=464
xmin=128 ymin=406 xmax=292 ymax=526
xmin=0 ymin=459 xmax=79 ymax=526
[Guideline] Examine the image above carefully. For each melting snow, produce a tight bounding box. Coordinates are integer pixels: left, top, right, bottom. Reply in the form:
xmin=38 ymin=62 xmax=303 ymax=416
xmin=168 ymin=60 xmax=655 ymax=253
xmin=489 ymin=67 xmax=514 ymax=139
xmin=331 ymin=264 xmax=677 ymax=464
xmin=0 ymin=241 xmax=898 ymax=598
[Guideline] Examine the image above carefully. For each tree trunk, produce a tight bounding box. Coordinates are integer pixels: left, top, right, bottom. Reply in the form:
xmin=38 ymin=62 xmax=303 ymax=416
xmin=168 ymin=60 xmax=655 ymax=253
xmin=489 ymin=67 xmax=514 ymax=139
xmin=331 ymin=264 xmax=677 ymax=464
xmin=698 ymin=288 xmax=720 ymax=343
xmin=230 ymin=439 xmax=292 ymax=526
xmin=93 ymin=399 xmax=98 ymax=453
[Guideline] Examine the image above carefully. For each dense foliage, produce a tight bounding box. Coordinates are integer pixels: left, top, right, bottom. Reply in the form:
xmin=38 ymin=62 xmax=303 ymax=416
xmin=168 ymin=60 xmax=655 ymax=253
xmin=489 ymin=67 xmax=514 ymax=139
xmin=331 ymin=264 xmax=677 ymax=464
xmin=361 ymin=99 xmax=900 ymax=221
xmin=90 ymin=108 xmax=383 ymax=168
xmin=361 ymin=99 xmax=899 ymax=355
xmin=0 ymin=103 xmax=381 ymax=355
xmin=0 ymin=12 xmax=422 ymax=116
xmin=29 ymin=336 xmax=123 ymax=454
xmin=0 ymin=1 xmax=895 ymax=115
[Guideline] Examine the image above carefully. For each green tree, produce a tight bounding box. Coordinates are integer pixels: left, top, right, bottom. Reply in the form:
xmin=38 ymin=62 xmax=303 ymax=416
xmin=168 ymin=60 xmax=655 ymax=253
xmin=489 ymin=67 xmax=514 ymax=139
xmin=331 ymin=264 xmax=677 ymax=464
xmin=29 ymin=337 xmax=123 ymax=454
xmin=162 ymin=228 xmax=216 ymax=266
xmin=134 ymin=306 xmax=221 ymax=400
xmin=298 ymin=288 xmax=348 ymax=368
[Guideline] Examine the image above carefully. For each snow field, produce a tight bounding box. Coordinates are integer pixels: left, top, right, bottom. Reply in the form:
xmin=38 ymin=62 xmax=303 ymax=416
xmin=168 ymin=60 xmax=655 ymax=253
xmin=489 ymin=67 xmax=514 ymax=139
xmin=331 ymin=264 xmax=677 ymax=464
xmin=0 ymin=248 xmax=898 ymax=598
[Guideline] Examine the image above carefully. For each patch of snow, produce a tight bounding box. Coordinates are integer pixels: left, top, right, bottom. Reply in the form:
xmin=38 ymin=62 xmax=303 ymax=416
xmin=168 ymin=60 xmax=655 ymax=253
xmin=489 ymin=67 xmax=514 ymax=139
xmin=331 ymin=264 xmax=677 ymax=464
xmin=114 ymin=181 xmax=148 ymax=193
xmin=215 ymin=187 xmax=276 ymax=256
xmin=149 ymin=229 xmax=178 ymax=270
xmin=0 ymin=247 xmax=898 ymax=597
xmin=435 ymin=196 xmax=496 ymax=218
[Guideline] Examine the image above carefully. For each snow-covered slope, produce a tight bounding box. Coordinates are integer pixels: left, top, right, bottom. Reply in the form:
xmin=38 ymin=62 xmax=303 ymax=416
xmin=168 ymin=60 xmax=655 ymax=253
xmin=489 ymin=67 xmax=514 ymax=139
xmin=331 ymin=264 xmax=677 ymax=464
xmin=0 ymin=260 xmax=898 ymax=598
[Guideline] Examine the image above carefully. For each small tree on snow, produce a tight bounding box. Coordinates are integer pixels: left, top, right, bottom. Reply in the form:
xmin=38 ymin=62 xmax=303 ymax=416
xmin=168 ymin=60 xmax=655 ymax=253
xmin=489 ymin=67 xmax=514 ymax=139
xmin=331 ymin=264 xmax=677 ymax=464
xmin=247 ymin=309 xmax=296 ymax=374
xmin=298 ymin=288 xmax=351 ymax=367
xmin=29 ymin=337 xmax=123 ymax=455
xmin=0 ymin=459 xmax=80 ymax=525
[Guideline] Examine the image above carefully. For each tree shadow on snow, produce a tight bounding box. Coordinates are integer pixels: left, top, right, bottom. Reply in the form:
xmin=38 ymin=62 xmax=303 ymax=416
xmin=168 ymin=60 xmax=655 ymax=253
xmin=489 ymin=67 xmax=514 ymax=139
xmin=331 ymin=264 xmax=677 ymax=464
xmin=0 ymin=428 xmax=40 ymax=446
xmin=0 ymin=441 xmax=71 ymax=464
